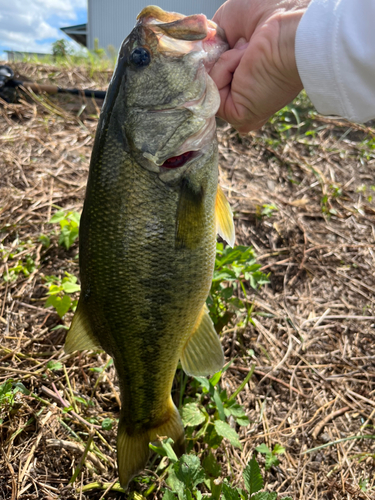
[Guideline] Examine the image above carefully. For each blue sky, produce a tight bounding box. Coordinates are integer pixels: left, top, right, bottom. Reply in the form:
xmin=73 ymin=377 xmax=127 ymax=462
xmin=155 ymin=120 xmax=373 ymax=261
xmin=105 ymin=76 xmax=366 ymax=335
xmin=0 ymin=0 xmax=87 ymax=59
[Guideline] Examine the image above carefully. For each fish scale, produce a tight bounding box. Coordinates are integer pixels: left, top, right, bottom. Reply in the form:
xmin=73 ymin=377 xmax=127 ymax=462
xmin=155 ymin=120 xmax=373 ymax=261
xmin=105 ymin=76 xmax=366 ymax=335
xmin=65 ymin=6 xmax=234 ymax=488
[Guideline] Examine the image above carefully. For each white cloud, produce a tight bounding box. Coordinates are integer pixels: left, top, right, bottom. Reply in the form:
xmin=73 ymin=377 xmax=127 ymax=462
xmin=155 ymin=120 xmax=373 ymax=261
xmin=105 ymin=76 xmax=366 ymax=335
xmin=0 ymin=0 xmax=86 ymax=54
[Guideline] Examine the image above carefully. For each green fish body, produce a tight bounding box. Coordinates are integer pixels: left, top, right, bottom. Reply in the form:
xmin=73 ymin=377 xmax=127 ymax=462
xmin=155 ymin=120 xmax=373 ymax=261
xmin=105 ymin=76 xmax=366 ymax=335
xmin=65 ymin=6 xmax=234 ymax=487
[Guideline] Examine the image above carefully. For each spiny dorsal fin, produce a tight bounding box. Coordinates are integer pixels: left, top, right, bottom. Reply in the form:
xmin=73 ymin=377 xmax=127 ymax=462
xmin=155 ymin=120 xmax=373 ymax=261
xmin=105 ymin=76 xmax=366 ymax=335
xmin=137 ymin=6 xmax=184 ymax=23
xmin=216 ymin=185 xmax=235 ymax=247
xmin=65 ymin=301 xmax=102 ymax=353
xmin=181 ymin=305 xmax=224 ymax=376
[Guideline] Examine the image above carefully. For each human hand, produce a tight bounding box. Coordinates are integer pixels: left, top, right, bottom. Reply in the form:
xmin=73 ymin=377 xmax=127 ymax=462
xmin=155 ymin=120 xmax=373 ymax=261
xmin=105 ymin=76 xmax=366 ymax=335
xmin=210 ymin=0 xmax=311 ymax=132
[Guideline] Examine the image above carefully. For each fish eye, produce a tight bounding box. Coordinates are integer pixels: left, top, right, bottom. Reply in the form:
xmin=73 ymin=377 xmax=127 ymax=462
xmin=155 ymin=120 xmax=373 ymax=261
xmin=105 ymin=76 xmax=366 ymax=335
xmin=130 ymin=47 xmax=151 ymax=67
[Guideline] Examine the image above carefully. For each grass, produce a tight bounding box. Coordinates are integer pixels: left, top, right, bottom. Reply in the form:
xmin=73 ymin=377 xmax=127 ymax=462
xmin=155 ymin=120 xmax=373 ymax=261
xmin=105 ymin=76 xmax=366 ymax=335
xmin=18 ymin=39 xmax=116 ymax=75
xmin=1 ymin=61 xmax=375 ymax=499
xmin=38 ymin=210 xmax=273 ymax=494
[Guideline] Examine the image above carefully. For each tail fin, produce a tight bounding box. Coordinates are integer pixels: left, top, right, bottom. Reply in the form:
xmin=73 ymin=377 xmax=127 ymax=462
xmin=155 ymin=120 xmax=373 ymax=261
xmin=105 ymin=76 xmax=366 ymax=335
xmin=117 ymin=397 xmax=185 ymax=488
xmin=117 ymin=424 xmax=150 ymax=489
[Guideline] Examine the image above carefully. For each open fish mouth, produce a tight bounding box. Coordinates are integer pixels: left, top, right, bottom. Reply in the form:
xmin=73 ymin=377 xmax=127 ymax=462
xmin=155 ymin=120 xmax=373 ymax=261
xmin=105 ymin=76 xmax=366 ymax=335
xmin=160 ymin=150 xmax=198 ymax=169
xmin=136 ymin=6 xmax=228 ymax=169
xmin=143 ymin=111 xmax=217 ymax=169
xmin=137 ymin=6 xmax=227 ymax=71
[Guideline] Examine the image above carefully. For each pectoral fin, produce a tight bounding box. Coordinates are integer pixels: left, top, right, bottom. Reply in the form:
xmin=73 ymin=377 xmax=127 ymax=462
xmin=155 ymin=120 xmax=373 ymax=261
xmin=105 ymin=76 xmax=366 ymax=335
xmin=216 ymin=185 xmax=235 ymax=247
xmin=65 ymin=301 xmax=102 ymax=353
xmin=181 ymin=306 xmax=224 ymax=376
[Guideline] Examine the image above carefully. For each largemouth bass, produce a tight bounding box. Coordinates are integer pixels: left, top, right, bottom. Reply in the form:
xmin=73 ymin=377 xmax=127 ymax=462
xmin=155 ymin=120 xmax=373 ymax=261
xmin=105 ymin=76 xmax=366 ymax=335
xmin=65 ymin=5 xmax=234 ymax=487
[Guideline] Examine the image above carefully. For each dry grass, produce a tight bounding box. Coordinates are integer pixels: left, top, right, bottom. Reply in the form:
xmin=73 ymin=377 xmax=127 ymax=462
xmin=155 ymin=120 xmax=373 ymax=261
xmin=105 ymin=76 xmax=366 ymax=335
xmin=1 ymin=61 xmax=375 ymax=500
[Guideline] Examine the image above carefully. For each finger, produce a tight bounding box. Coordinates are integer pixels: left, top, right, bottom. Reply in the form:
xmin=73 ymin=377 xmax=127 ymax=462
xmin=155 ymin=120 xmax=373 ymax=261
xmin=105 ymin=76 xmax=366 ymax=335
xmin=209 ymin=42 xmax=248 ymax=91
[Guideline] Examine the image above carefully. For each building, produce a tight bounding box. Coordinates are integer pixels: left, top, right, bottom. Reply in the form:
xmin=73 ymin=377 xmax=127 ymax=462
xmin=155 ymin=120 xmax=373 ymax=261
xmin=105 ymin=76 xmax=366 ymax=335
xmin=5 ymin=51 xmax=52 ymax=62
xmin=60 ymin=24 xmax=88 ymax=48
xmin=61 ymin=0 xmax=223 ymax=54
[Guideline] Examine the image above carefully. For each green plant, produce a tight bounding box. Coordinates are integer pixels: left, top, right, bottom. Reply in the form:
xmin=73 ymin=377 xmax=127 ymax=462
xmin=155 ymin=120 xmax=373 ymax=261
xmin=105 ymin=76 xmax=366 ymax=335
xmin=151 ymin=439 xmax=291 ymax=500
xmin=3 ymin=255 xmax=36 ymax=282
xmin=331 ymin=185 xmax=343 ymax=198
xmin=1 ymin=240 xmax=36 ymax=282
xmin=180 ymin=367 xmax=253 ymax=453
xmin=38 ymin=234 xmax=51 ymax=248
xmin=0 ymin=380 xmax=30 ymax=423
xmin=93 ymin=38 xmax=106 ymax=59
xmin=255 ymin=443 xmax=286 ymax=471
xmin=101 ymin=418 xmax=114 ymax=431
xmin=49 ymin=210 xmax=80 ymax=250
xmin=44 ymin=272 xmax=81 ymax=317
xmin=359 ymin=136 xmax=375 ymax=161
xmin=359 ymin=478 xmax=368 ymax=492
xmin=321 ymin=183 xmax=346 ymax=217
xmin=207 ymin=244 xmax=269 ymax=331
xmin=268 ymin=91 xmax=316 ymax=139
xmin=257 ymin=204 xmax=278 ymax=219
xmin=46 ymin=360 xmax=63 ymax=371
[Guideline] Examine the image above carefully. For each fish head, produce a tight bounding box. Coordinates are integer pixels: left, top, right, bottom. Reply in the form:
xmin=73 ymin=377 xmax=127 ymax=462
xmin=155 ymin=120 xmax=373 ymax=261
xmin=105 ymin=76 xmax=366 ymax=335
xmin=102 ymin=5 xmax=228 ymax=182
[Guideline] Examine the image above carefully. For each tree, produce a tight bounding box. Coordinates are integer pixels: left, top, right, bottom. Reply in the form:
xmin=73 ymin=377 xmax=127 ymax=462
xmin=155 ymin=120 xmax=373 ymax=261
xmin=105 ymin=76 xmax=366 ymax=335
xmin=52 ymin=39 xmax=68 ymax=58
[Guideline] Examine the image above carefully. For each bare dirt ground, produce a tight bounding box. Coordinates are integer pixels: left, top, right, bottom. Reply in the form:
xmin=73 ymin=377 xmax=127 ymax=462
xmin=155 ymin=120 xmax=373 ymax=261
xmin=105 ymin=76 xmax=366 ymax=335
xmin=1 ymin=62 xmax=375 ymax=500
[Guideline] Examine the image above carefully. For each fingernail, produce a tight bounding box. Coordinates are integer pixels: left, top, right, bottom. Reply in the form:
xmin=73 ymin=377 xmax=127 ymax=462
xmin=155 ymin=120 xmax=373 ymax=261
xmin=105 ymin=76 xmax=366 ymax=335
xmin=234 ymin=37 xmax=248 ymax=50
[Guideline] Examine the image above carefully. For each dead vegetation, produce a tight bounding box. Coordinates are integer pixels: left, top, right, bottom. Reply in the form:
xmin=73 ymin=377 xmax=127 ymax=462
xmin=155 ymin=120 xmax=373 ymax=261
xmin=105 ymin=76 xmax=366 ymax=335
xmin=1 ymin=61 xmax=375 ymax=499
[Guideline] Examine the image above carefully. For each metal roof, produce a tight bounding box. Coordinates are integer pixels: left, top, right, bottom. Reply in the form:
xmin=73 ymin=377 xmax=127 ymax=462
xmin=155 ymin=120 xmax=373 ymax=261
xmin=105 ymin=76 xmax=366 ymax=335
xmin=60 ymin=24 xmax=88 ymax=47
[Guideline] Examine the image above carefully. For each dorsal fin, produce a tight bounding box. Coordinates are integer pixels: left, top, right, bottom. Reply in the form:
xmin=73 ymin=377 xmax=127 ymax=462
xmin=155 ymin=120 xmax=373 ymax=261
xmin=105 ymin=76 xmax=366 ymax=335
xmin=137 ymin=6 xmax=184 ymax=23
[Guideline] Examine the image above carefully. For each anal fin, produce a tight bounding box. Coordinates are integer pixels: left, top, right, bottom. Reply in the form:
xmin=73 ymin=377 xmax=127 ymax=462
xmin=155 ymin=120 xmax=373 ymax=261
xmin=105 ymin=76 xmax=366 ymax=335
xmin=65 ymin=301 xmax=102 ymax=353
xmin=216 ymin=185 xmax=235 ymax=247
xmin=181 ymin=305 xmax=224 ymax=376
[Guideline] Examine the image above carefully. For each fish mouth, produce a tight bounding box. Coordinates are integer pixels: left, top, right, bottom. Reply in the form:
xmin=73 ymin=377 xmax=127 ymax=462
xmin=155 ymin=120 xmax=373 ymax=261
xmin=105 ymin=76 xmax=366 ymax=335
xmin=137 ymin=7 xmax=227 ymax=169
xmin=137 ymin=6 xmax=227 ymax=71
xmin=143 ymin=105 xmax=217 ymax=168
xmin=161 ymin=151 xmax=198 ymax=169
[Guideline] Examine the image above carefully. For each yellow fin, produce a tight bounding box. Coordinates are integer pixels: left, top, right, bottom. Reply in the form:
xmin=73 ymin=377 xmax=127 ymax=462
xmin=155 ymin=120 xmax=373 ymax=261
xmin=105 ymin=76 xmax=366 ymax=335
xmin=181 ymin=306 xmax=224 ymax=376
xmin=216 ymin=185 xmax=235 ymax=247
xmin=117 ymin=424 xmax=150 ymax=489
xmin=117 ymin=397 xmax=184 ymax=488
xmin=64 ymin=302 xmax=102 ymax=353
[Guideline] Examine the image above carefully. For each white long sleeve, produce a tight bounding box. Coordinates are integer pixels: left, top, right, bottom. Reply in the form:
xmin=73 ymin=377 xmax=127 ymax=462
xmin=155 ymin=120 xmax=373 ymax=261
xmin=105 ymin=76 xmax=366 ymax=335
xmin=295 ymin=0 xmax=375 ymax=122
